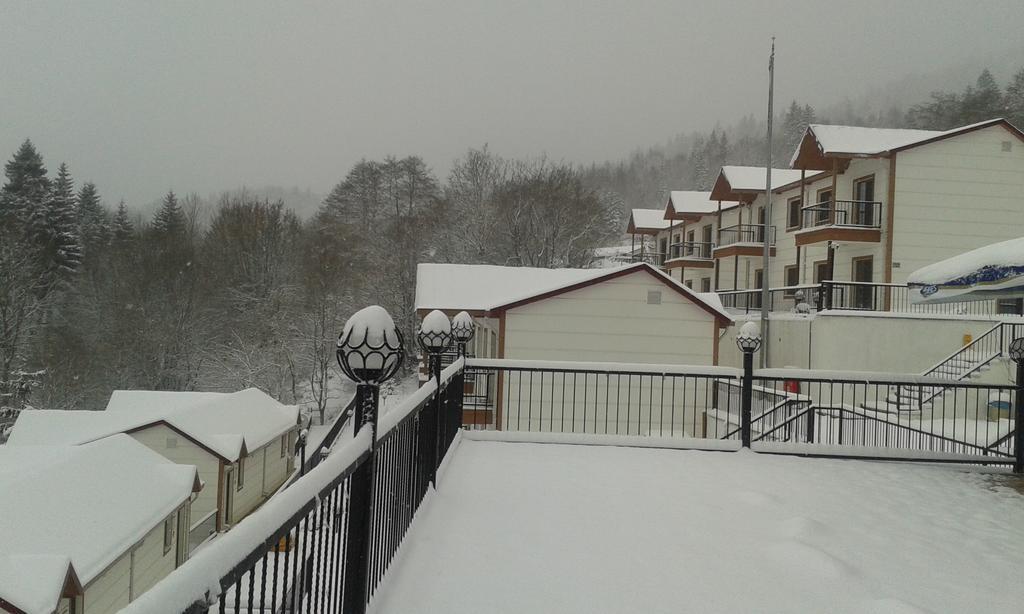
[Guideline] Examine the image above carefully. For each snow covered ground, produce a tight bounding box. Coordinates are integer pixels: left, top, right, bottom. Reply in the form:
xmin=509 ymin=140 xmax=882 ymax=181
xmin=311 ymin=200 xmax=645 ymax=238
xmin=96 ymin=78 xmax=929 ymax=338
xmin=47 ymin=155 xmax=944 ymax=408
xmin=370 ymin=438 xmax=1024 ymax=614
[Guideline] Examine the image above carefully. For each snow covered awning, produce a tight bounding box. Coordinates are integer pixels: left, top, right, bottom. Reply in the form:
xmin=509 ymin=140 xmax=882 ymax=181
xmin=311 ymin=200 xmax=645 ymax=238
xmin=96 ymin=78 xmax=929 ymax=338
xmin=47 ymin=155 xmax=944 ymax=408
xmin=662 ymin=190 xmax=725 ymax=221
xmin=7 ymin=388 xmax=300 ymax=462
xmin=907 ymin=237 xmax=1024 ymax=304
xmin=626 ymin=208 xmax=672 ymax=235
xmin=709 ymin=166 xmax=823 ymax=202
xmin=790 ymin=118 xmax=1023 ymax=170
xmin=0 ymin=435 xmax=199 ymax=614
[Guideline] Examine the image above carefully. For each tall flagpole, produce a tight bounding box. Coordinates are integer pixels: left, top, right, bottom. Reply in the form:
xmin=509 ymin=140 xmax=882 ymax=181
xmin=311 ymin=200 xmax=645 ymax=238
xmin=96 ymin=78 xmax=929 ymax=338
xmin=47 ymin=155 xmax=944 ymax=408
xmin=760 ymin=38 xmax=775 ymax=368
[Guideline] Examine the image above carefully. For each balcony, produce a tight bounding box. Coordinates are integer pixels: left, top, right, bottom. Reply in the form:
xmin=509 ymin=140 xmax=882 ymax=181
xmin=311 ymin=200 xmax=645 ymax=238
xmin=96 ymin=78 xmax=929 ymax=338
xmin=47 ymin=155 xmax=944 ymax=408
xmin=796 ymin=200 xmax=883 ymax=246
xmin=663 ymin=241 xmax=715 ymax=269
xmin=714 ymin=224 xmax=776 ymax=258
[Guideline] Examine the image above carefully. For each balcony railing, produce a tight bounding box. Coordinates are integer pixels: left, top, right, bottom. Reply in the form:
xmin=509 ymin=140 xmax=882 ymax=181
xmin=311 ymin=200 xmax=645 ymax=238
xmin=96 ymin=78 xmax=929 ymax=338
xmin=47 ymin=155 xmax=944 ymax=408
xmin=668 ymin=241 xmax=715 ymax=260
xmin=717 ymin=281 xmax=1007 ymax=316
xmin=717 ymin=224 xmax=777 ymax=248
xmin=801 ymin=200 xmax=882 ymax=229
xmin=624 ymin=251 xmax=668 ymax=266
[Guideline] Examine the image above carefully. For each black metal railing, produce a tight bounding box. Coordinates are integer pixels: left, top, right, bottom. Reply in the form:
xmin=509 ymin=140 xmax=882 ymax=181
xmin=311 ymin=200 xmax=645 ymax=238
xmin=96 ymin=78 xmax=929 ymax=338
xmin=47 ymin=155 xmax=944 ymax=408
xmin=716 ymin=281 xmax=1005 ymax=316
xmin=462 ymin=357 xmax=1020 ymax=466
xmin=668 ymin=241 xmax=715 ymax=260
xmin=801 ymin=199 xmax=882 ymax=229
xmin=717 ymin=224 xmax=777 ymax=248
xmin=128 ymin=360 xmax=465 ymax=614
xmin=625 ymin=251 xmax=668 ymax=266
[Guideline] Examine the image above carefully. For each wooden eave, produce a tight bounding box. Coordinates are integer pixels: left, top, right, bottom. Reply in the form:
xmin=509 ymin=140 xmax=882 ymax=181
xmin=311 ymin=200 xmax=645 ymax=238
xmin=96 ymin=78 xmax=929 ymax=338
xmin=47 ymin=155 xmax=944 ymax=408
xmin=794 ymin=227 xmax=882 ymax=247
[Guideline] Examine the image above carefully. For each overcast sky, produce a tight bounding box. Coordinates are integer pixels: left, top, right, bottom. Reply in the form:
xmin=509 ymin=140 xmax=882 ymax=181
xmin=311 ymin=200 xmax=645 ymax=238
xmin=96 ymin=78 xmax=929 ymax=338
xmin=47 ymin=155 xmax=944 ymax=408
xmin=2 ymin=0 xmax=1023 ymax=206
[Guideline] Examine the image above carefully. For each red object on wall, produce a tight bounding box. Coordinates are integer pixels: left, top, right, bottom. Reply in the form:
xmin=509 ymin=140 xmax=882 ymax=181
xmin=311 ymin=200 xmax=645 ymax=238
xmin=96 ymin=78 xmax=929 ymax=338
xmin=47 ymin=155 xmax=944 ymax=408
xmin=783 ymin=380 xmax=800 ymax=394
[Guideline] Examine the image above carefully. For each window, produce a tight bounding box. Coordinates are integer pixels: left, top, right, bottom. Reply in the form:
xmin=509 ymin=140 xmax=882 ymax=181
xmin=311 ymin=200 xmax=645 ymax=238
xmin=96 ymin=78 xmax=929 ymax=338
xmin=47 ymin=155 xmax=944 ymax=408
xmin=700 ymin=278 xmax=711 ymax=292
xmin=783 ymin=265 xmax=800 ymax=296
xmin=814 ymin=260 xmax=830 ymax=283
xmin=684 ymin=280 xmax=693 ymax=289
xmin=815 ymin=188 xmax=832 ymax=225
xmin=997 ymin=298 xmax=1023 ymax=315
xmin=787 ymin=197 xmax=801 ymax=230
xmin=237 ymin=458 xmax=245 ymax=491
xmin=163 ymin=516 xmax=174 ymax=555
xmin=658 ymin=237 xmax=668 ymax=264
xmin=685 ymin=230 xmax=696 ymax=256
xmin=280 ymin=434 xmax=288 ymax=458
xmin=852 ymin=175 xmax=875 ymax=226
xmin=701 ymin=225 xmax=713 ymax=257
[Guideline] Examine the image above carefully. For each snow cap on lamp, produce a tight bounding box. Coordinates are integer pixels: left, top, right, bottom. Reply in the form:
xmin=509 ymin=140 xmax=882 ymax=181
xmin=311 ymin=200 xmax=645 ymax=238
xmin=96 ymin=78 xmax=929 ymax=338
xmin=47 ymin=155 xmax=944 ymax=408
xmin=736 ymin=321 xmax=762 ymax=353
xmin=451 ymin=311 xmax=475 ymax=344
xmin=418 ymin=309 xmax=454 ymax=353
xmin=337 ymin=305 xmax=405 ymax=384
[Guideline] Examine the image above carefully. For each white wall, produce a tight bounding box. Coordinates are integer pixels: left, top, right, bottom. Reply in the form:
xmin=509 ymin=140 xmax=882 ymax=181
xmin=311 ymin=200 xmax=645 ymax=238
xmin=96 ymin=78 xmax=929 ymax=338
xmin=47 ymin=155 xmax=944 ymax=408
xmin=891 ymin=125 xmax=1024 ymax=284
xmin=719 ymin=312 xmax=1005 ymax=373
xmin=502 ymin=270 xmax=719 ymax=365
xmin=130 ymin=424 xmax=219 ymax=525
xmin=83 ymin=553 xmax=130 ymax=614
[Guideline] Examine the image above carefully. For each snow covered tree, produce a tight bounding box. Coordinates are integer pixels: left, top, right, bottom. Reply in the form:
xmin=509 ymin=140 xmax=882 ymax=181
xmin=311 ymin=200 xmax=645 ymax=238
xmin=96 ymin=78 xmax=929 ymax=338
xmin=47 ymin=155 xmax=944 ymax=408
xmin=111 ymin=199 xmax=134 ymax=244
xmin=76 ymin=181 xmax=110 ymax=256
xmin=152 ymin=190 xmax=186 ymax=238
xmin=960 ymin=69 xmax=1002 ymax=124
xmin=33 ymin=163 xmax=83 ymax=279
xmin=1003 ymin=68 xmax=1024 ymax=129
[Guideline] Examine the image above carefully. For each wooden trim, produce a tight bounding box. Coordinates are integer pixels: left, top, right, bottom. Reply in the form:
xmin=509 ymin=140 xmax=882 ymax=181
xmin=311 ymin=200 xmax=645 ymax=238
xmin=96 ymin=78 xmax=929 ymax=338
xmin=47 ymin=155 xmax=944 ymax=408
xmin=664 ymin=258 xmax=713 ymax=270
xmin=884 ymin=155 xmax=897 ymax=310
xmin=712 ymin=321 xmax=720 ymax=366
xmin=495 ymin=312 xmax=505 ymax=431
xmin=416 ymin=308 xmax=487 ymax=318
xmin=851 ymin=255 xmax=874 ymax=282
xmin=812 ymin=259 xmax=830 ymax=283
xmin=888 ymin=118 xmax=1024 ymax=153
xmin=124 ymin=420 xmax=234 ymax=463
xmin=216 ymin=461 xmax=224 ymax=532
xmin=0 ymin=598 xmax=28 ymax=614
xmin=829 ymin=159 xmax=838 ymax=225
xmin=785 ymin=195 xmax=802 ymax=231
xmin=794 ymin=226 xmax=882 ymax=247
xmin=783 ymin=264 xmax=800 ymax=296
xmin=487 ymin=264 xmax=730 ymax=324
xmin=713 ymin=245 xmax=777 ymax=259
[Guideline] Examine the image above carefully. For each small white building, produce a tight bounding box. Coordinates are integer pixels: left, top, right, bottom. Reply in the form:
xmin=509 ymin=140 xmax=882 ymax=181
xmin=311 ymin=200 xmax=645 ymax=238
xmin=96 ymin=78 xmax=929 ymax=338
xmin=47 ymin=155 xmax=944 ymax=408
xmin=6 ymin=388 xmax=300 ymax=544
xmin=0 ymin=435 xmax=200 ymax=614
xmin=416 ymin=261 xmax=732 ymax=365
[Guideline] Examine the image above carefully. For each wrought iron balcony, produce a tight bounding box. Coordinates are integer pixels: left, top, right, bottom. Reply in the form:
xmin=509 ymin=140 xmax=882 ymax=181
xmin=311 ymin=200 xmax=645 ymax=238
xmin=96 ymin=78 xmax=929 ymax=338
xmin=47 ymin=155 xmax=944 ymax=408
xmin=668 ymin=241 xmax=715 ymax=261
xmin=801 ymin=200 xmax=882 ymax=229
xmin=717 ymin=224 xmax=777 ymax=248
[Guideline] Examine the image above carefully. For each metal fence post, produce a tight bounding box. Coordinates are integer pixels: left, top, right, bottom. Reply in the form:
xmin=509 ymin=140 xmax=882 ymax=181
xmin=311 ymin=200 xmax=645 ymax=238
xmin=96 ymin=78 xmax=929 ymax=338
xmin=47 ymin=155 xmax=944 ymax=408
xmin=431 ymin=352 xmax=444 ymax=485
xmin=1012 ymin=343 xmax=1024 ymax=474
xmin=805 ymin=405 xmax=815 ymax=444
xmin=741 ymin=350 xmax=754 ymax=448
xmin=342 ymin=383 xmax=379 ymax=614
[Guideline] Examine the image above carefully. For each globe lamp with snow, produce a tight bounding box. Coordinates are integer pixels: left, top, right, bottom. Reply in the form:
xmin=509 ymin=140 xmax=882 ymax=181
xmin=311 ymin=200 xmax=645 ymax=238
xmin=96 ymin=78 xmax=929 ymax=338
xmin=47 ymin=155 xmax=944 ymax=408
xmin=336 ymin=306 xmax=405 ymax=444
xmin=451 ymin=311 xmax=475 ymax=357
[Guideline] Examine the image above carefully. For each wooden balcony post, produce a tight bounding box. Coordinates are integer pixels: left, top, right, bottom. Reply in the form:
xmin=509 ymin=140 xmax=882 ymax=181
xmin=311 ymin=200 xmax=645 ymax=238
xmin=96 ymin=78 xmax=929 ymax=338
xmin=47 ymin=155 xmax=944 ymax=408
xmin=829 ymin=159 xmax=838 ymax=225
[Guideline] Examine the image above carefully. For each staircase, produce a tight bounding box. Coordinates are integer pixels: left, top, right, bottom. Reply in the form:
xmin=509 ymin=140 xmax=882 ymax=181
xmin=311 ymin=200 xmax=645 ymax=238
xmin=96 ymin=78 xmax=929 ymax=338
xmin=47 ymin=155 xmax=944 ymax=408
xmin=865 ymin=321 xmax=1022 ymax=413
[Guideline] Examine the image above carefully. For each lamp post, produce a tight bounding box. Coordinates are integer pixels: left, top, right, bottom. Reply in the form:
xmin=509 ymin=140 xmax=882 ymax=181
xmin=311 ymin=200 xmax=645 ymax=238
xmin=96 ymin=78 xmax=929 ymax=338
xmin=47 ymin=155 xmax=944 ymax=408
xmin=1009 ymin=337 xmax=1024 ymax=474
xmin=418 ymin=310 xmax=453 ymax=487
xmin=336 ymin=305 xmax=404 ymax=614
xmin=736 ymin=321 xmax=763 ymax=448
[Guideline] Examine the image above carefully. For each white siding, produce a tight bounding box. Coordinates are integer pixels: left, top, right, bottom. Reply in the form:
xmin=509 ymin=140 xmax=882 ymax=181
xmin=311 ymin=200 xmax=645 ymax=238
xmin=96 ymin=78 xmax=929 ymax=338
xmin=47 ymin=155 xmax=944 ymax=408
xmin=503 ymin=270 xmax=719 ymax=365
xmin=127 ymin=515 xmax=177 ymax=601
xmin=82 ymin=552 xmax=130 ymax=614
xmin=892 ymin=125 xmax=1024 ymax=283
xmin=130 ymin=424 xmax=219 ymax=523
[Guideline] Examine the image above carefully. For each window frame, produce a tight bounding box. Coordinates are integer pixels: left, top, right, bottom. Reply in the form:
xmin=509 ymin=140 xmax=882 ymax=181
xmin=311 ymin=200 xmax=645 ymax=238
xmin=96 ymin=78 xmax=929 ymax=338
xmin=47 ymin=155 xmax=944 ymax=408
xmin=163 ymin=515 xmax=174 ymax=555
xmin=786 ymin=196 xmax=802 ymax=230
xmin=700 ymin=277 xmax=712 ymax=293
xmin=783 ymin=265 xmax=800 ymax=297
xmin=237 ymin=457 xmax=245 ymax=491
xmin=280 ymin=433 xmax=288 ymax=458
xmin=815 ymin=187 xmax=833 ymax=225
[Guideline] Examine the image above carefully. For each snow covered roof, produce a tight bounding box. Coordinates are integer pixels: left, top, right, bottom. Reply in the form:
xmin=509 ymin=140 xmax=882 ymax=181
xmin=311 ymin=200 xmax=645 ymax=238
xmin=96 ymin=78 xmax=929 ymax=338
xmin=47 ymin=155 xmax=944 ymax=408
xmin=663 ymin=190 xmax=722 ymax=220
xmin=416 ymin=262 xmax=731 ymax=322
xmin=791 ymin=118 xmax=1021 ymax=169
xmin=7 ymin=388 xmax=299 ymax=461
xmin=416 ymin=263 xmax=609 ymax=312
xmin=626 ymin=208 xmax=671 ymax=234
xmin=0 ymin=435 xmax=199 ymax=614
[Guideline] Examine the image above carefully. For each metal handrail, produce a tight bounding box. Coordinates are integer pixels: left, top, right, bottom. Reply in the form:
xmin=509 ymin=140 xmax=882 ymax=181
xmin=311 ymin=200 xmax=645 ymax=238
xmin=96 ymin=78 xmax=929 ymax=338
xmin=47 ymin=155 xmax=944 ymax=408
xmin=667 ymin=241 xmax=715 ymax=260
xmin=717 ymin=223 xmax=777 ymax=247
xmin=801 ymin=199 xmax=882 ymax=229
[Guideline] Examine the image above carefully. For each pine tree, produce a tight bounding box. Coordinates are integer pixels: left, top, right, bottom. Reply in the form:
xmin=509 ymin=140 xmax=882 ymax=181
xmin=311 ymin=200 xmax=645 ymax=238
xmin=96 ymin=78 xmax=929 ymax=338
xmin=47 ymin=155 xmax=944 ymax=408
xmin=152 ymin=190 xmax=185 ymax=238
xmin=76 ymin=182 xmax=110 ymax=255
xmin=961 ymin=69 xmax=1002 ymax=124
xmin=37 ymin=163 xmax=83 ymax=277
xmin=1 ymin=140 xmax=50 ymax=224
xmin=112 ymin=200 xmax=134 ymax=244
xmin=690 ymin=135 xmax=709 ymax=189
